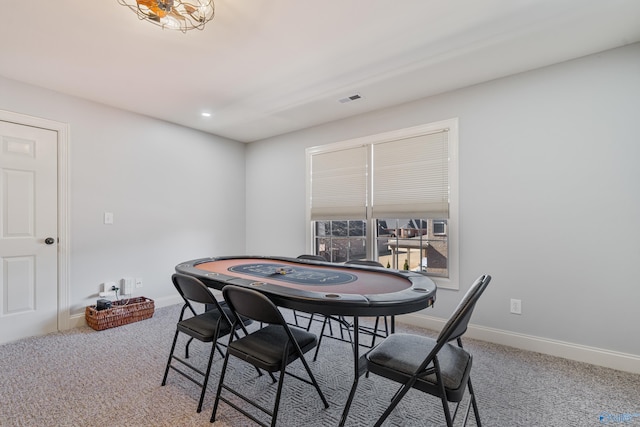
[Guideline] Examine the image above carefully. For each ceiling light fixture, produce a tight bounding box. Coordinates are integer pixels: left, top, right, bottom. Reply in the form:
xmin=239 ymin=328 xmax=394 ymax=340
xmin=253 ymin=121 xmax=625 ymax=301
xmin=117 ymin=0 xmax=215 ymax=33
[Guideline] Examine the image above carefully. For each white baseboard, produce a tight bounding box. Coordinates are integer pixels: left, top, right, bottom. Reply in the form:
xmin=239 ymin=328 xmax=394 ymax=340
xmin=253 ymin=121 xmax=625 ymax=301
xmin=400 ymin=312 xmax=640 ymax=375
xmin=65 ymin=299 xmax=640 ymax=375
xmin=149 ymin=294 xmax=183 ymax=309
xmin=67 ymin=294 xmax=183 ymax=329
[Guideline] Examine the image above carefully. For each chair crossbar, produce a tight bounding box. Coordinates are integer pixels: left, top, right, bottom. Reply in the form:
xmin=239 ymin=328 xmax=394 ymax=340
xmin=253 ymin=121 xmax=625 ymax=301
xmin=168 ymin=364 xmax=205 ymax=387
xmin=283 ymin=369 xmax=319 ymax=387
xmin=218 ymin=392 xmax=272 ymax=427
xmin=169 ymin=355 xmax=208 ymax=381
xmin=221 ymin=384 xmax=274 ymax=417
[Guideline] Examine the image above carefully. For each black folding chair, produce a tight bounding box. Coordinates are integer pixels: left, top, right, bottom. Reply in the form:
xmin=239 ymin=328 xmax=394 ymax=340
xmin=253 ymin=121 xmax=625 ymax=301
xmin=313 ymin=259 xmax=388 ymax=361
xmin=345 ymin=260 xmax=391 ymax=346
xmin=360 ymin=274 xmax=491 ymax=427
xmin=211 ymin=285 xmax=329 ymax=427
xmin=161 ymin=273 xmax=252 ymax=413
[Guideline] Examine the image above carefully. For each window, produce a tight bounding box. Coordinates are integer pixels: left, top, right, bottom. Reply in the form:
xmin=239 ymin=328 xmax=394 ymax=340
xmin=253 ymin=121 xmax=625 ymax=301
xmin=306 ymin=119 xmax=458 ymax=289
xmin=314 ymin=220 xmax=367 ymax=262
xmin=433 ymin=221 xmax=447 ymax=235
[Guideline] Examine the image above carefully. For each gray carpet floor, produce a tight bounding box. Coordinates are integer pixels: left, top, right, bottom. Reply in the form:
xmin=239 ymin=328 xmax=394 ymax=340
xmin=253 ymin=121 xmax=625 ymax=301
xmin=0 ymin=304 xmax=638 ymax=426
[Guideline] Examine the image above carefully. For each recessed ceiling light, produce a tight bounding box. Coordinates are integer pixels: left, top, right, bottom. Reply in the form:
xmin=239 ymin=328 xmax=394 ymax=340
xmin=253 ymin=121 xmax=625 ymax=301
xmin=201 ymin=112 xmax=212 ymax=117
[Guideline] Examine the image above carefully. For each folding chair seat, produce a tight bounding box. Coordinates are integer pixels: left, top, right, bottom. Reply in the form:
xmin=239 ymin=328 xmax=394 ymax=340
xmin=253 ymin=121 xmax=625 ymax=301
xmin=211 ymin=285 xmax=329 ymax=427
xmin=161 ymin=273 xmax=252 ymax=413
xmin=359 ymin=274 xmax=491 ymax=427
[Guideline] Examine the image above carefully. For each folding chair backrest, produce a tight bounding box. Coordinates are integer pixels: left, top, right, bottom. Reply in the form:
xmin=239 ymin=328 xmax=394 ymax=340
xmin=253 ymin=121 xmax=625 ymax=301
xmin=297 ymin=254 xmax=327 ymax=261
xmin=172 ymin=273 xmax=218 ymax=306
xmin=437 ymin=274 xmax=491 ymax=344
xmin=222 ymin=285 xmax=285 ymax=326
xmin=345 ymin=259 xmax=384 ymax=267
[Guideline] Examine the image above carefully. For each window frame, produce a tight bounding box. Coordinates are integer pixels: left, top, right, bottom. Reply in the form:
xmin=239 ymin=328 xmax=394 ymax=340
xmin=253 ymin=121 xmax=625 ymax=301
xmin=433 ymin=220 xmax=447 ymax=236
xmin=305 ymin=118 xmax=459 ymax=290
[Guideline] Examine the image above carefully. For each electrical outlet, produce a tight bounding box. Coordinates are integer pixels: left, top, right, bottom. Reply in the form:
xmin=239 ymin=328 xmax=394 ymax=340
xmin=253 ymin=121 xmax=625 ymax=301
xmin=135 ymin=278 xmax=143 ymax=289
xmin=510 ymin=298 xmax=522 ymax=315
xmin=121 ymin=277 xmax=134 ymax=295
xmin=100 ymin=282 xmax=116 ymax=297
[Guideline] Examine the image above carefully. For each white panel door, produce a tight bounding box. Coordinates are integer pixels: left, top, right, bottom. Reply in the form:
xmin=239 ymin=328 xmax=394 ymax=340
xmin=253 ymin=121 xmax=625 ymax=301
xmin=0 ymin=120 xmax=58 ymax=344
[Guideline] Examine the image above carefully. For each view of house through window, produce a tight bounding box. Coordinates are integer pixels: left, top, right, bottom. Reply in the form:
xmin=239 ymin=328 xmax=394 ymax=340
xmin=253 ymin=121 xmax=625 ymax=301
xmin=314 ymin=218 xmax=448 ymax=277
xmin=314 ymin=220 xmax=366 ymax=263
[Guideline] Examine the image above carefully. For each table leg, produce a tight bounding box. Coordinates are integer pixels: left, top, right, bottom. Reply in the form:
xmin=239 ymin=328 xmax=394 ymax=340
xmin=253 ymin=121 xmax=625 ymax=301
xmin=339 ymin=316 xmax=363 ymax=426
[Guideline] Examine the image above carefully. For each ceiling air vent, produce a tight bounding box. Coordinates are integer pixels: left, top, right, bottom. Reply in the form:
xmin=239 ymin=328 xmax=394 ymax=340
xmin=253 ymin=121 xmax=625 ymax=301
xmin=338 ymin=93 xmax=363 ymax=104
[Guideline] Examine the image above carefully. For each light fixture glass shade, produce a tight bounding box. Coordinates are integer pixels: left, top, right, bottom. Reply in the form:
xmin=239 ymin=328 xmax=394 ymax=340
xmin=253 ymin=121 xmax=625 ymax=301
xmin=118 ymin=0 xmax=215 ymax=32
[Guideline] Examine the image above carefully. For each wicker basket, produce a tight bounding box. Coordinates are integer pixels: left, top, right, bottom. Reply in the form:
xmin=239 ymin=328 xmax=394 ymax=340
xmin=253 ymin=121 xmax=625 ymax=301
xmin=85 ymin=297 xmax=154 ymax=331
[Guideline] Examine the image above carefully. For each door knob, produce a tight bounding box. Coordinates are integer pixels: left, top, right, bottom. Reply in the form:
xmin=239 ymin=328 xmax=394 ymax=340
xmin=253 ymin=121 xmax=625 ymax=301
xmin=45 ymin=237 xmax=55 ymax=245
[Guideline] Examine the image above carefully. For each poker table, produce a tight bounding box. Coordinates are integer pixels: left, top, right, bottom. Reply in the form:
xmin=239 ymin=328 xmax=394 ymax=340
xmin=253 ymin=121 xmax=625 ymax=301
xmin=175 ymin=255 xmax=437 ymax=425
xmin=175 ymin=255 xmax=436 ymax=317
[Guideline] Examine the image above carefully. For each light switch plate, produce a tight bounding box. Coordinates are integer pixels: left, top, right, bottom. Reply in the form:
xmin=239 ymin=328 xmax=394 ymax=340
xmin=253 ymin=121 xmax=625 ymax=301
xmin=104 ymin=212 xmax=114 ymax=224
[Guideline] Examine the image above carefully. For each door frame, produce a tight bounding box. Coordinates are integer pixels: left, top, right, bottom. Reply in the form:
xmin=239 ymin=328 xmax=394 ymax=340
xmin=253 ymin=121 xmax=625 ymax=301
xmin=0 ymin=109 xmax=70 ymax=331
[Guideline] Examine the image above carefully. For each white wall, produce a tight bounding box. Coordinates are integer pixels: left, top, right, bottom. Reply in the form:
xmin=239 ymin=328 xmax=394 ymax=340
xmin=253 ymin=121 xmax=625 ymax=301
xmin=2 ymin=43 xmax=638 ymax=372
xmin=0 ymin=77 xmax=247 ymax=317
xmin=245 ymin=43 xmax=640 ymax=368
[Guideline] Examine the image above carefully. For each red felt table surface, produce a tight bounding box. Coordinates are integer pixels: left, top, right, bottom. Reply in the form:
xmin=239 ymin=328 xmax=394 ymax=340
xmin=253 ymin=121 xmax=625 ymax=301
xmin=195 ymin=258 xmax=412 ymax=296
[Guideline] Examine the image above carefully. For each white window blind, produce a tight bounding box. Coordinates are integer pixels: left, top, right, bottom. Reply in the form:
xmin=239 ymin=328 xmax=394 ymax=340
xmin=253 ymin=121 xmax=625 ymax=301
xmin=372 ymin=130 xmax=449 ymax=219
xmin=310 ymin=145 xmax=368 ymax=220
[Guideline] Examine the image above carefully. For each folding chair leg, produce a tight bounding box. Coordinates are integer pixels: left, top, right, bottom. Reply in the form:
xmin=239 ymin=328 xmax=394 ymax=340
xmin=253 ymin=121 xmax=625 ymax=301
xmin=343 ymin=319 xmax=353 ymax=344
xmin=373 ymin=379 xmax=416 ymax=427
xmin=371 ymin=316 xmax=381 ymax=347
xmin=270 ymin=363 xmax=289 ymax=427
xmin=210 ymin=350 xmax=231 ymax=423
xmin=440 ymin=393 xmax=454 ymax=427
xmin=293 ymin=310 xmax=300 ymax=327
xmin=313 ymin=316 xmax=330 ymax=361
xmin=185 ymin=337 xmax=194 ymax=358
xmin=161 ymin=330 xmax=180 ymax=386
xmin=298 ymin=348 xmax=330 ymax=409
xmin=215 ymin=342 xmax=226 ymax=358
xmin=196 ymin=340 xmax=218 ymax=413
xmin=338 ymin=316 xmax=349 ymax=340
xmin=370 ymin=315 xmax=390 ymax=348
xmin=467 ymin=377 xmax=482 ymax=427
xmin=436 ymin=368 xmax=455 ymax=427
xmin=305 ymin=313 xmax=315 ymax=331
